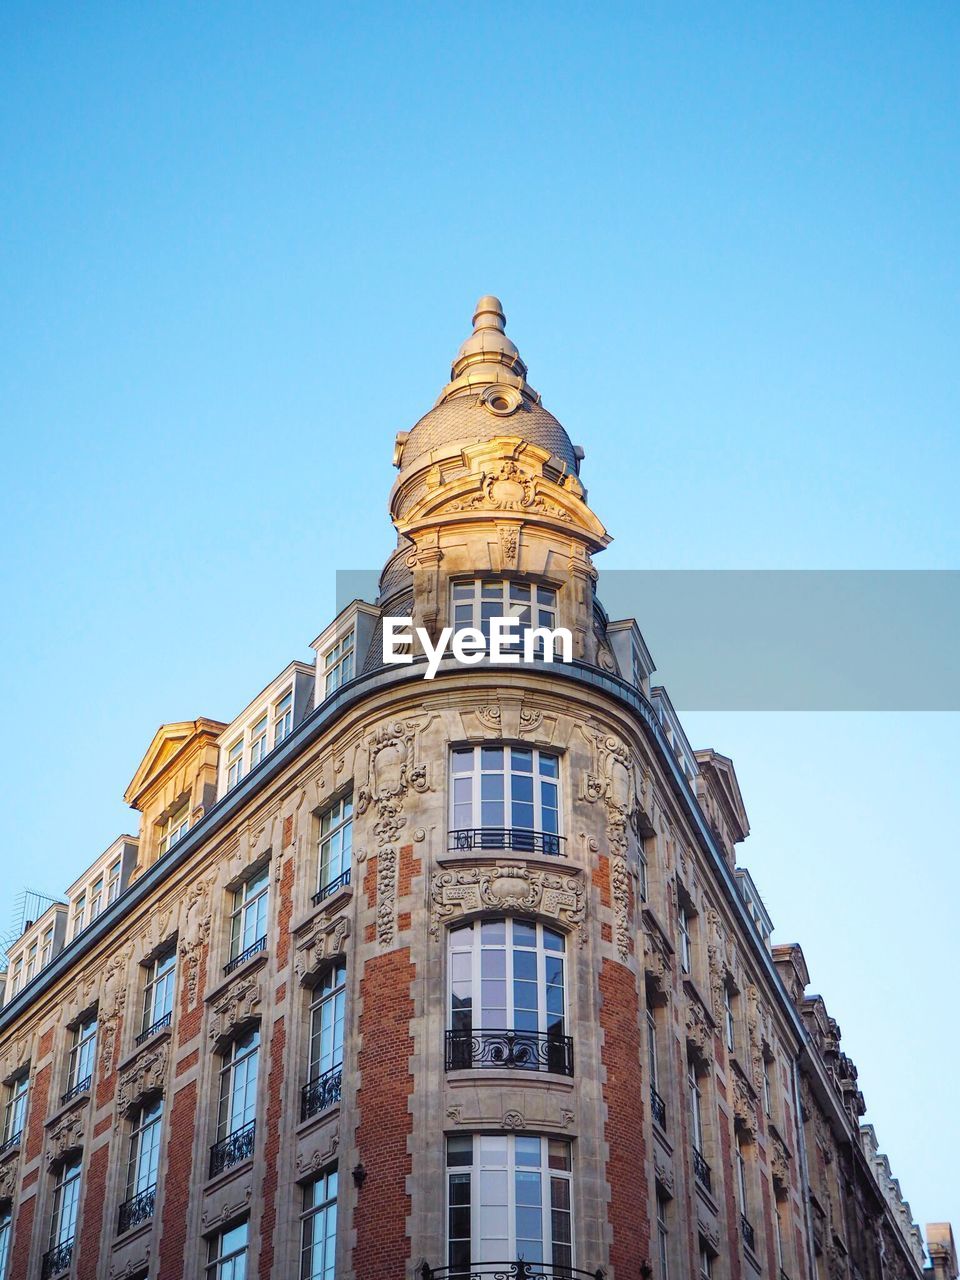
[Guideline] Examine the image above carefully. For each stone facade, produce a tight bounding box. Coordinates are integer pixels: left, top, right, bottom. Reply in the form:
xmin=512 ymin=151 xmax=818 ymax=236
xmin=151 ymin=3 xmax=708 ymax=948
xmin=0 ymin=297 xmax=952 ymax=1280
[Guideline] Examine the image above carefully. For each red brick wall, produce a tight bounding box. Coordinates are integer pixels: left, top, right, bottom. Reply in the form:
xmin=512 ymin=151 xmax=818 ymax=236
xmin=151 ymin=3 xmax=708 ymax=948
xmin=76 ymin=1143 xmax=108 ymax=1280
xmin=598 ymin=958 xmax=649 ymax=1274
xmin=258 ymin=1014 xmax=286 ymax=1280
xmin=594 ymin=854 xmax=612 ymax=907
xmin=157 ymin=1079 xmax=198 ymax=1280
xmin=719 ymin=1120 xmax=743 ymax=1280
xmin=9 ymin=1196 xmax=35 ymax=1280
xmin=352 ymin=948 xmax=415 ymax=1278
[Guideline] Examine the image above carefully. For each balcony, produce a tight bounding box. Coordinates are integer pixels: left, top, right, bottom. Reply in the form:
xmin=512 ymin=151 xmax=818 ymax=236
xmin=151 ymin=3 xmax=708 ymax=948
xmin=650 ymin=1086 xmax=666 ymax=1130
xmin=445 ymin=1028 xmax=574 ymax=1077
xmin=209 ymin=1119 xmax=256 ymax=1177
xmin=223 ymin=935 xmax=266 ymax=977
xmin=448 ymin=828 xmax=565 ymax=857
xmin=741 ymin=1214 xmax=756 ymax=1252
xmin=312 ymin=867 xmax=351 ymax=907
xmin=136 ymin=1011 xmax=172 ymax=1046
xmin=41 ymin=1239 xmax=74 ymax=1279
xmin=692 ymin=1146 xmax=712 ymax=1193
xmin=301 ymin=1063 xmax=343 ymax=1121
xmin=118 ymin=1184 xmax=156 ymax=1233
xmin=0 ymin=1130 xmax=22 ymax=1157
xmin=420 ymin=1264 xmax=605 ymax=1280
xmin=61 ymin=1075 xmax=92 ymax=1106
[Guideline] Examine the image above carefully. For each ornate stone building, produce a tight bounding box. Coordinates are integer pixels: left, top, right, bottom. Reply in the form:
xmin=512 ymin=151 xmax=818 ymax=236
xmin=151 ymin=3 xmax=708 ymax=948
xmin=0 ymin=298 xmax=954 ymax=1280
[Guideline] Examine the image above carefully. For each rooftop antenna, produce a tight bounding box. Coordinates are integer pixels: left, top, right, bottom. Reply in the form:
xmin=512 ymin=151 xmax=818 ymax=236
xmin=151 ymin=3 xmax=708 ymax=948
xmin=0 ymin=887 xmax=65 ymax=966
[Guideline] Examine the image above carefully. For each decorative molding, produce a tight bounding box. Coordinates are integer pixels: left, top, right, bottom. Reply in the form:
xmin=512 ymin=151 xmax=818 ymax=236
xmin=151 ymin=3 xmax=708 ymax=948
xmin=179 ymin=877 xmax=213 ymax=1009
xmin=294 ymin=911 xmax=350 ymax=986
xmin=429 ymin=864 xmax=585 ymax=943
xmin=99 ymin=947 xmax=132 ymax=1078
xmin=0 ymin=1158 xmax=17 ymax=1201
xmin=208 ymin=972 xmax=262 ymax=1047
xmin=684 ymin=995 xmax=714 ymax=1065
xmin=497 ymin=523 xmax=520 ymax=570
xmin=376 ymin=846 xmax=398 ymax=947
xmin=770 ymin=1126 xmax=791 ymax=1190
xmin=296 ymin=1132 xmax=339 ymax=1178
xmin=200 ymin=1185 xmax=253 ymax=1231
xmin=654 ymin=1150 xmax=675 ymax=1194
xmin=697 ymin=1215 xmax=721 ymax=1251
xmin=117 ymin=1040 xmax=169 ymax=1116
xmin=47 ymin=1109 xmax=84 ymax=1168
xmin=108 ymin=1251 xmax=151 ymax=1280
xmin=502 ymin=1110 xmax=525 ymax=1129
xmin=732 ymin=1066 xmax=756 ymax=1137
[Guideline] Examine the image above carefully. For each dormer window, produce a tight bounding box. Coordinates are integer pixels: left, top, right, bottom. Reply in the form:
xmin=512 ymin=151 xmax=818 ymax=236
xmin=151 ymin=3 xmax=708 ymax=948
xmin=9 ymin=956 xmax=23 ymax=997
xmin=158 ymin=803 xmax=189 ymax=858
xmin=40 ymin=925 xmax=54 ymax=969
xmin=70 ymin=894 xmax=86 ymax=940
xmin=272 ymin=691 xmax=293 ymax=746
xmin=89 ymin=877 xmax=104 ymax=922
xmin=323 ymin=631 xmax=355 ymax=697
xmin=106 ymin=859 xmax=122 ymax=905
xmin=227 ymin=738 xmax=244 ymax=790
xmin=25 ymin=940 xmax=38 ymax=984
xmin=249 ymin=715 xmax=269 ymax=769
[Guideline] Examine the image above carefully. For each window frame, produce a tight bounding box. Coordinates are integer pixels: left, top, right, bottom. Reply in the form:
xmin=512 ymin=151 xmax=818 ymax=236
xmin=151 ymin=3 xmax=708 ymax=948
xmin=300 ymin=1166 xmax=339 ymax=1280
xmin=677 ymin=899 xmax=692 ymax=975
xmin=308 ymin=960 xmax=347 ymax=1084
xmin=723 ymin=981 xmax=736 ymax=1055
xmin=3 ymin=1072 xmax=28 ymax=1145
xmin=125 ymin=1097 xmax=163 ymax=1201
xmin=206 ymin=1221 xmax=248 ymax=1279
xmin=228 ymin=868 xmax=269 ymax=962
xmin=106 ymin=859 xmax=122 ymax=905
xmin=157 ymin=803 xmax=190 ymax=857
xmin=142 ymin=947 xmax=176 ymax=1034
xmin=447 ymin=917 xmax=567 ymax=1041
xmin=0 ymin=1203 xmax=10 ymax=1279
xmin=450 ymin=578 xmax=559 ymax=651
xmin=449 ymin=744 xmax=562 ymax=847
xmin=656 ymin=1188 xmax=669 ymax=1279
xmin=50 ymin=1155 xmax=82 ymax=1250
xmin=323 ymin=631 xmax=355 ymax=698
xmin=67 ymin=1014 xmax=98 ymax=1093
xmin=688 ymin=1060 xmax=704 ymax=1155
xmin=217 ymin=1028 xmax=260 ymax=1142
xmin=272 ymin=689 xmax=293 ymax=747
xmin=317 ymin=796 xmax=353 ymax=897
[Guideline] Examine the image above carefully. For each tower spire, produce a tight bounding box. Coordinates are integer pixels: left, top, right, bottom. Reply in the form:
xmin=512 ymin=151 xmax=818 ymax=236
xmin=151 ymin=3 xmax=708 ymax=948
xmin=436 ymin=295 xmax=538 ymax=405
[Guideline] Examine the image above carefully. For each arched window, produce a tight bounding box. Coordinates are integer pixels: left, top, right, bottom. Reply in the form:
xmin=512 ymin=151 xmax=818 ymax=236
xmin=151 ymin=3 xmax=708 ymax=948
xmin=446 ymin=919 xmax=571 ymax=1075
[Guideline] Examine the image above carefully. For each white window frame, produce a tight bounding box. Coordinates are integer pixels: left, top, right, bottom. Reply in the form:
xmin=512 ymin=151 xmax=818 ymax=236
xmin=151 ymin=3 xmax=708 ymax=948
xmin=8 ymin=957 xmax=23 ymax=998
xmin=272 ymin=690 xmax=293 ymax=747
xmin=448 ymin=918 xmax=567 ymax=1041
xmin=688 ymin=1060 xmax=704 ymax=1154
xmin=158 ymin=803 xmax=190 ymax=857
xmin=249 ymin=715 xmax=269 ymax=770
xmin=217 ymin=1029 xmax=259 ymax=1141
xmin=762 ymin=1054 xmax=773 ymax=1118
xmin=126 ymin=1098 xmax=163 ymax=1200
xmin=699 ymin=1243 xmax=713 ymax=1279
xmin=228 ymin=868 xmax=269 ymax=962
xmin=142 ymin=948 xmax=176 ymax=1034
xmin=450 ymin=745 xmax=561 ymax=851
xmin=50 ymin=1155 xmax=82 ymax=1249
xmin=70 ymin=895 xmax=86 ymax=940
xmin=723 ymin=982 xmax=736 ymax=1054
xmin=67 ymin=1014 xmax=97 ymax=1093
xmin=735 ymin=1135 xmax=748 ymax=1215
xmin=206 ymin=1221 xmax=248 ymax=1279
xmin=300 ymin=1166 xmax=338 ymax=1280
xmin=656 ymin=1188 xmax=669 ymax=1279
xmin=39 ymin=926 xmax=54 ymax=969
xmin=322 ymin=631 xmax=355 ymax=698
xmin=227 ymin=737 xmax=244 ymax=790
xmin=646 ymin=1010 xmax=659 ymax=1093
xmin=308 ymin=961 xmax=347 ymax=1083
xmin=0 ymin=1204 xmax=10 ymax=1279
xmin=89 ymin=877 xmax=104 ymax=922
xmin=24 ymin=941 xmax=37 ymax=985
xmin=317 ymin=796 xmax=353 ymax=897
xmin=677 ymin=900 xmax=692 ymax=975
xmin=3 ymin=1072 xmax=28 ymax=1145
xmin=445 ymin=1133 xmax=573 ymax=1269
xmin=106 ymin=859 xmax=122 ymax=904
xmin=450 ymin=578 xmax=559 ymax=651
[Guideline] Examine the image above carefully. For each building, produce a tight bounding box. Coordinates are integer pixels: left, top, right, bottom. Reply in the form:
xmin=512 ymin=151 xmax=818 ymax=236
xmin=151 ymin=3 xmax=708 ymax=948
xmin=0 ymin=297 xmax=954 ymax=1280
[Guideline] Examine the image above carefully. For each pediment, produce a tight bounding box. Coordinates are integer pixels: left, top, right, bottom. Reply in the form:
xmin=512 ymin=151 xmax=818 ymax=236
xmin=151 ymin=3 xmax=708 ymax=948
xmin=124 ymin=718 xmax=225 ymax=808
xmin=694 ymin=749 xmax=750 ymax=842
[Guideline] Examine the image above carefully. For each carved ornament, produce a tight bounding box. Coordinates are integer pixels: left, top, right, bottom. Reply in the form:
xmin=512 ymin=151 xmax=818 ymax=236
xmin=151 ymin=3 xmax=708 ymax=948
xmin=430 ymin=864 xmax=585 ymax=942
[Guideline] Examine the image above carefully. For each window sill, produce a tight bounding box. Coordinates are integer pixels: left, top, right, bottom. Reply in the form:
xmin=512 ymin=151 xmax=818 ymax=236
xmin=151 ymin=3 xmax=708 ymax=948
xmin=292 ymin=881 xmax=354 ymax=937
xmin=203 ymin=1155 xmax=255 ymax=1197
xmin=437 ymin=850 xmax=581 ymax=876
xmin=116 ymin=1022 xmax=173 ymax=1074
xmin=446 ymin=1066 xmax=575 ymax=1092
xmin=45 ymin=1087 xmax=92 ymax=1129
xmin=204 ymin=948 xmax=269 ymax=1005
xmin=113 ymin=1214 xmax=154 ymax=1249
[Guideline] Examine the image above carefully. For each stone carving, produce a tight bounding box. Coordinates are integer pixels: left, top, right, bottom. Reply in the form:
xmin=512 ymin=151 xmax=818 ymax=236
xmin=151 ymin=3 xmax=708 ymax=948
xmin=498 ymin=523 xmax=520 ymax=569
xmin=559 ymin=1109 xmax=575 ymax=1129
xmin=109 ymin=1252 xmax=151 ymax=1280
xmin=770 ymin=1128 xmax=791 ymax=1189
xmin=697 ymin=1216 xmax=721 ymax=1250
xmin=47 ymin=1109 xmax=84 ymax=1168
xmin=296 ymin=1133 xmax=339 ymax=1178
xmin=643 ymin=923 xmax=672 ymax=995
xmin=732 ymin=1068 xmax=756 ymax=1137
xmin=208 ymin=973 xmax=262 ymax=1046
xmin=476 ymin=705 xmax=502 ymax=730
xmin=446 ymin=1106 xmax=463 ymax=1124
xmin=376 ymin=845 xmax=398 ymax=946
xmin=0 ymin=1036 xmax=28 ymax=1086
xmin=449 ymin=459 xmax=573 ymax=523
xmin=179 ymin=877 xmax=213 ymax=1008
xmin=100 ymin=947 xmax=132 ymax=1078
xmin=581 ymin=727 xmax=643 ymax=961
xmin=518 ymin=707 xmax=543 ymax=733
xmin=654 ymin=1150 xmax=675 ymax=1194
xmin=502 ymin=1110 xmax=525 ymax=1129
xmin=0 ymin=1158 xmax=17 ymax=1201
xmin=430 ymin=865 xmax=585 ymax=943
xmin=200 ymin=1185 xmax=253 ymax=1230
xmin=685 ymin=997 xmax=714 ymax=1065
xmin=117 ymin=1040 xmax=169 ymax=1116
xmin=294 ymin=912 xmax=350 ymax=986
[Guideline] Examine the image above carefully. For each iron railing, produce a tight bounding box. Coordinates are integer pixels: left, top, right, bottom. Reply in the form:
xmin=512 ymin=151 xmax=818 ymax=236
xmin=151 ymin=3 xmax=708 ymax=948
xmin=692 ymin=1147 xmax=712 ymax=1193
xmin=448 ymin=828 xmax=565 ymax=857
xmin=301 ymin=1064 xmax=343 ymax=1120
xmin=420 ymin=1265 xmax=604 ymax=1280
xmin=41 ymin=1239 xmax=74 ymax=1278
xmin=650 ymin=1086 xmax=666 ymax=1129
xmin=312 ymin=867 xmax=351 ymax=906
xmin=741 ymin=1215 xmax=756 ymax=1252
xmin=445 ymin=1029 xmax=574 ymax=1076
xmin=136 ymin=1011 xmax=172 ymax=1046
xmin=61 ymin=1075 xmax=92 ymax=1106
xmin=0 ymin=1130 xmax=22 ymax=1157
xmin=223 ymin=935 xmax=267 ymax=976
xmin=209 ymin=1119 xmax=256 ymax=1176
xmin=118 ymin=1184 xmax=156 ymax=1233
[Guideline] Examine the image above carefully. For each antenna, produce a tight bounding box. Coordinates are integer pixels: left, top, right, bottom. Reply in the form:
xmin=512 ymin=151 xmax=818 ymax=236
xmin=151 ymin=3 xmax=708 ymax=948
xmin=0 ymin=887 xmax=66 ymax=965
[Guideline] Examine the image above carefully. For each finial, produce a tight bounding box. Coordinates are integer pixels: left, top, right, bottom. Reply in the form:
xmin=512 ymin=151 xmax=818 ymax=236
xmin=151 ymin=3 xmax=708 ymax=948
xmin=472 ymin=296 xmax=506 ymax=333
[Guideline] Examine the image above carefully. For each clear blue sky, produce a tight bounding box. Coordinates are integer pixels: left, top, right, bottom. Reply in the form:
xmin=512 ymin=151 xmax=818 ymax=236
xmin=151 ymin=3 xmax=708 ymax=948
xmin=1 ymin=0 xmax=957 ymax=1226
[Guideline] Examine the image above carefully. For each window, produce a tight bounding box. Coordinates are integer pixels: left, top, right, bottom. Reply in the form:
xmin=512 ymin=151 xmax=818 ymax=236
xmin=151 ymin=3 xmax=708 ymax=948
xmin=126 ymin=1098 xmax=162 ymax=1203
xmin=272 ymin=691 xmax=293 ymax=747
xmin=25 ymin=941 xmax=39 ymax=985
xmin=646 ymin=1011 xmax=659 ymax=1091
xmin=450 ymin=745 xmax=561 ymax=853
xmin=447 ymin=919 xmax=568 ymax=1073
xmin=775 ymin=1200 xmax=786 ymax=1270
xmin=723 ymin=982 xmax=736 ymax=1054
xmin=227 ymin=738 xmax=244 ymax=790
xmin=762 ymin=1054 xmax=773 ymax=1118
xmin=688 ymin=1061 xmax=704 ymax=1154
xmin=735 ymin=1136 xmax=748 ymax=1213
xmin=309 ymin=961 xmax=346 ymax=1086
xmin=677 ymin=900 xmax=692 ymax=975
xmin=89 ymin=878 xmax=104 ymax=922
xmin=67 ymin=1014 xmax=97 ymax=1096
xmin=142 ymin=948 xmax=176 ymax=1036
xmin=656 ymin=1188 xmax=669 ymax=1279
xmin=300 ymin=1167 xmax=338 ymax=1280
xmin=106 ymin=859 xmax=122 ymax=904
xmin=0 ymin=1205 xmax=10 ymax=1278
xmin=638 ymin=847 xmax=648 ymax=903
xmin=3 ymin=1072 xmax=28 ymax=1146
xmin=317 ymin=797 xmax=352 ymax=899
xmin=207 ymin=1221 xmax=248 ymax=1280
xmin=698 ymin=1242 xmax=713 ymax=1279
xmin=40 ymin=926 xmax=54 ymax=969
xmin=323 ymin=631 xmax=355 ymax=697
xmin=70 ymin=895 xmax=86 ymax=940
xmin=451 ymin=579 xmax=558 ymax=651
xmin=8 ymin=958 xmax=22 ymax=999
xmin=217 ymin=1028 xmax=259 ymax=1142
xmin=229 ymin=869 xmax=269 ymax=962
xmin=446 ymin=1134 xmax=572 ymax=1269
xmin=158 ymin=803 xmax=189 ymax=857
xmin=50 ymin=1155 xmax=82 ymax=1254
xmin=249 ymin=715 xmax=268 ymax=770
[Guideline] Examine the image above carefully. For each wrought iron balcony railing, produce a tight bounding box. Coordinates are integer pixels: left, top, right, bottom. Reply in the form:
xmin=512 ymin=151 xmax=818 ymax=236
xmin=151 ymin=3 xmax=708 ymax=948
xmin=0 ymin=1130 xmax=22 ymax=1157
xmin=650 ymin=1086 xmax=666 ymax=1130
xmin=741 ymin=1214 xmax=756 ymax=1252
xmin=312 ymin=867 xmax=351 ymax=907
xmin=118 ymin=1184 xmax=156 ymax=1234
xmin=136 ymin=1011 xmax=172 ymax=1046
xmin=445 ymin=1028 xmax=574 ymax=1077
xmin=449 ymin=828 xmax=565 ymax=857
xmin=41 ymin=1239 xmax=74 ymax=1279
xmin=692 ymin=1146 xmax=712 ymax=1193
xmin=420 ymin=1264 xmax=605 ymax=1280
xmin=223 ymin=935 xmax=267 ymax=976
xmin=301 ymin=1063 xmax=343 ymax=1120
xmin=209 ymin=1119 xmax=256 ymax=1177
xmin=61 ymin=1075 xmax=92 ymax=1106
